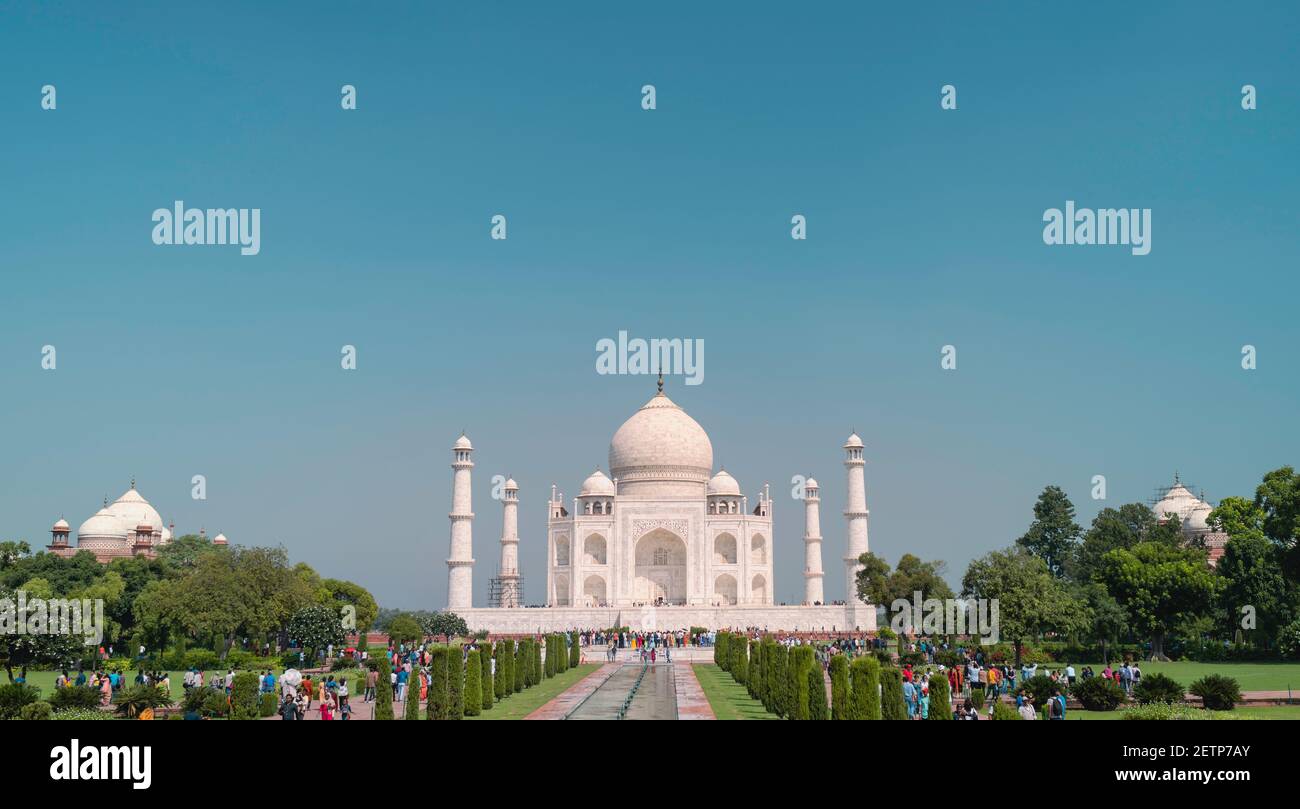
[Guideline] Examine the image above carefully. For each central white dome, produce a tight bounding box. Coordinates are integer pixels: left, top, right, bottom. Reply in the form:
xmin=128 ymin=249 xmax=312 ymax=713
xmin=609 ymin=390 xmax=713 ymax=497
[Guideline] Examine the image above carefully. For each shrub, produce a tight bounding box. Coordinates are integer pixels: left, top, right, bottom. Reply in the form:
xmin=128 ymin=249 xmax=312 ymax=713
xmin=569 ymin=633 xmax=580 ymax=669
xmin=374 ymin=656 xmax=395 ymax=720
xmin=545 ymin=636 xmax=557 ymax=679
xmin=761 ymin=639 xmax=779 ymax=714
xmin=259 ymin=692 xmax=278 ymax=717
xmin=1189 ymin=674 xmax=1241 ymax=711
xmin=51 ymin=707 xmax=112 ymax=720
xmin=807 ymin=664 xmax=828 ymax=720
xmin=1133 ymin=672 xmax=1184 ymax=705
xmin=113 ymin=684 xmax=174 ymax=719
xmin=532 ymin=640 xmax=542 ymax=686
xmin=20 ymin=701 xmax=53 ymax=720
xmin=514 ymin=643 xmax=526 ymax=694
xmin=202 ymin=691 xmax=230 ymax=718
xmin=969 ymin=688 xmax=985 ymax=710
xmin=448 ymin=649 xmax=465 ymax=718
xmin=926 ymin=674 xmax=952 ymax=720
xmin=716 ymin=632 xmax=730 ymax=670
xmin=480 ymin=644 xmax=494 ymax=710
xmin=991 ymin=701 xmax=1020 ymax=720
xmin=879 ymin=668 xmax=906 ymax=720
xmin=1073 ymin=677 xmax=1126 ymax=711
xmin=848 ymin=656 xmax=881 ymax=720
xmin=1020 ymin=674 xmax=1059 ymax=709
xmin=48 ymin=685 xmax=102 ymax=713
xmin=494 ymin=641 xmax=509 ymax=700
xmin=331 ymin=656 xmax=360 ymax=671
xmin=229 ymin=672 xmax=261 ymax=719
xmin=748 ymin=640 xmax=763 ymax=701
xmin=405 ymin=668 xmax=423 ymax=720
xmin=464 ymin=649 xmax=482 ymax=716
xmin=0 ymin=683 xmax=41 ymax=720
xmin=1278 ymin=617 xmax=1300 ymax=660
xmin=1122 ymin=703 xmax=1226 ymax=720
xmin=829 ymin=655 xmax=850 ymax=719
xmin=182 ymin=649 xmax=222 ymax=671
xmin=427 ymin=647 xmax=449 ymax=720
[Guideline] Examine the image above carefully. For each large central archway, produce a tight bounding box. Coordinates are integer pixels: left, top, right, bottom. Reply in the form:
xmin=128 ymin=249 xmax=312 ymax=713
xmin=633 ymin=528 xmax=687 ymax=605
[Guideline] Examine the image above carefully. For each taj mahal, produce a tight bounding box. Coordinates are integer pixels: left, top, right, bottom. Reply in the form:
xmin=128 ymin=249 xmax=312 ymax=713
xmin=451 ymin=378 xmax=879 ymax=633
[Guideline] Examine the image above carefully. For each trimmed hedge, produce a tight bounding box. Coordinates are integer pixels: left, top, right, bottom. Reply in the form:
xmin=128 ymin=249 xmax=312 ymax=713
xmin=464 ymin=649 xmax=482 ymax=716
xmin=479 ymin=644 xmax=494 ymax=710
xmin=731 ymin=635 xmax=748 ymax=684
xmin=532 ymin=640 xmax=542 ymax=686
xmin=807 ymin=664 xmax=828 ymax=720
xmin=830 ymin=655 xmax=850 ymax=719
xmin=991 ymin=700 xmax=1021 ymax=720
xmin=426 ymin=647 xmax=448 ymax=719
xmin=879 ymin=668 xmax=906 ymax=720
xmin=716 ymin=632 xmax=730 ymax=670
xmin=570 ymin=633 xmax=581 ymax=669
xmin=1189 ymin=674 xmax=1241 ymax=711
xmin=748 ymin=640 xmax=763 ymax=701
xmin=374 ymin=656 xmax=395 ymax=720
xmin=514 ymin=642 xmax=526 ymax=694
xmin=786 ymin=647 xmax=813 ymax=720
xmin=926 ymin=674 xmax=952 ymax=720
xmin=448 ymin=648 xmax=464 ymax=719
xmin=230 ymin=672 xmax=261 ymax=720
xmin=849 ymin=656 xmax=881 ymax=720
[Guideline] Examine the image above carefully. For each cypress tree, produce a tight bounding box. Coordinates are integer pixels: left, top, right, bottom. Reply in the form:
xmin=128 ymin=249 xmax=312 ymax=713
xmin=448 ymin=646 xmax=464 ymax=719
xmin=569 ymin=632 xmax=581 ymax=668
xmin=464 ymin=649 xmax=482 ymax=716
xmin=786 ymin=647 xmax=812 ymax=720
xmin=748 ymin=640 xmax=763 ymax=701
xmin=480 ymin=643 xmax=494 ymax=710
xmin=532 ymin=639 xmax=542 ymax=685
xmin=849 ymin=656 xmax=881 ymax=720
xmin=545 ymin=636 xmax=557 ymax=678
xmin=763 ymin=639 xmax=779 ymax=713
xmin=808 ymin=663 xmax=829 ymax=720
xmin=427 ymin=646 xmax=449 ymax=720
xmin=772 ymin=644 xmax=789 ymax=717
xmin=715 ymin=632 xmax=730 ymax=670
xmin=374 ymin=657 xmax=395 ymax=720
xmin=830 ymin=655 xmax=850 ymax=719
xmin=405 ymin=666 xmax=423 ymax=720
xmin=731 ymin=635 xmax=747 ymax=684
xmin=879 ymin=667 xmax=906 ymax=720
xmin=513 ymin=641 xmax=525 ymax=693
xmin=926 ymin=673 xmax=952 ymax=720
xmin=494 ymin=641 xmax=509 ymax=700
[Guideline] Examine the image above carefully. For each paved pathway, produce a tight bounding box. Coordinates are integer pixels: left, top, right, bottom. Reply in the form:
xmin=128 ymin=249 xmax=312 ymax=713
xmin=673 ymin=661 xmax=714 ymax=720
xmin=524 ymin=663 xmax=618 ymax=720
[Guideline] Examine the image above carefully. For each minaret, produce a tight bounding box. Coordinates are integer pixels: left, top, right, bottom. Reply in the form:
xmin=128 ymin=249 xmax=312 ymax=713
xmin=843 ymin=432 xmax=869 ymax=609
xmin=447 ymin=433 xmax=475 ymax=610
xmin=802 ymin=477 xmax=824 ymax=605
xmin=498 ymin=477 xmax=520 ymax=607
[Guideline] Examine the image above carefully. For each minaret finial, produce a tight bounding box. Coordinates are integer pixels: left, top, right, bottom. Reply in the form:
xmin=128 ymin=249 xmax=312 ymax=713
xmin=657 ymin=372 xmax=664 ymax=394
xmin=1174 ymin=470 xmax=1180 ymax=485
xmin=130 ymin=477 xmax=135 ymax=489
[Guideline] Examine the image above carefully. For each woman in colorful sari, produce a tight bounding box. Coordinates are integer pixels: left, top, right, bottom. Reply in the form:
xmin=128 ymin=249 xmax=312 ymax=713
xmin=99 ymin=674 xmax=113 ymax=707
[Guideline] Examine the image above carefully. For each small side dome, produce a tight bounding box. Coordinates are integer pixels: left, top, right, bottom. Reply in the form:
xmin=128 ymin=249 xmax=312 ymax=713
xmin=53 ymin=518 xmax=70 ymax=530
xmin=213 ymin=533 xmax=228 ymax=545
xmin=579 ymin=469 xmax=615 ymax=497
xmin=804 ymin=477 xmax=820 ymax=491
xmin=707 ymin=469 xmax=742 ymax=496
xmin=504 ymin=477 xmax=518 ymax=491
xmin=844 ymin=432 xmax=864 ymax=448
xmin=453 ymin=433 xmax=473 ymax=450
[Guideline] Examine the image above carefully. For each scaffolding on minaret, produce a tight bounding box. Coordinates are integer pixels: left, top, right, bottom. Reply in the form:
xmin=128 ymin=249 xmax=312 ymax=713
xmin=489 ymin=572 xmax=525 ymax=608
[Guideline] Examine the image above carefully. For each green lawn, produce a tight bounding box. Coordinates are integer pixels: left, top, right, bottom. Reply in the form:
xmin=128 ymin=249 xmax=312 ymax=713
xmin=466 ymin=664 xmax=599 ymax=720
xmin=1066 ymin=705 xmax=1300 ymax=720
xmin=692 ymin=663 xmax=777 ymax=720
xmin=18 ymin=670 xmax=191 ymax=699
xmin=1042 ymin=661 xmax=1300 ymax=693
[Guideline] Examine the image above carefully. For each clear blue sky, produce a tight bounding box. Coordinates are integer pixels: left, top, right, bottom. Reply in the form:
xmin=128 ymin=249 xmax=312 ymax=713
xmin=2 ymin=2 xmax=1297 ymax=608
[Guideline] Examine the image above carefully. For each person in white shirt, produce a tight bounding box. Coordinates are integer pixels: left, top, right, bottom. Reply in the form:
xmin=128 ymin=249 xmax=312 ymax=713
xmin=1018 ymin=697 xmax=1037 ymax=721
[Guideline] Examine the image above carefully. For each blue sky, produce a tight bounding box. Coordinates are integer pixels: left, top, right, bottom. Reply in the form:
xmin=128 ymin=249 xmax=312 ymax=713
xmin=2 ymin=2 xmax=1297 ymax=608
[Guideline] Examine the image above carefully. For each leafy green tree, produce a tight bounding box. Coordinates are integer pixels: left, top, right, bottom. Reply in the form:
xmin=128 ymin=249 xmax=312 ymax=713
xmin=1072 ymin=503 xmax=1157 ymax=582
xmin=387 ymin=614 xmax=423 ymax=647
xmin=422 ymin=611 xmax=469 ymax=639
xmin=1099 ymin=542 xmax=1220 ymax=660
xmin=855 ymin=552 xmax=954 ymax=606
xmin=1016 ymin=485 xmax=1082 ymax=578
xmin=287 ymin=604 xmax=346 ymax=663
xmin=320 ymin=578 xmax=379 ymax=635
xmin=962 ymin=547 xmax=1088 ymax=668
xmin=1216 ymin=533 xmax=1297 ymax=642
xmin=1075 ymin=581 xmax=1128 ymax=664
xmin=464 ymin=648 xmax=482 ymax=716
xmin=0 ymin=586 xmax=83 ymax=682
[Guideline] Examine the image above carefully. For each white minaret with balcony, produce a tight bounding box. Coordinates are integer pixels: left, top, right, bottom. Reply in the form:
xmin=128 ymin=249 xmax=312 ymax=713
xmin=842 ymin=433 xmax=869 ymax=613
xmin=447 ymin=433 xmax=475 ymax=609
xmin=802 ymin=476 xmax=824 ymax=605
xmin=498 ymin=477 xmax=521 ymax=607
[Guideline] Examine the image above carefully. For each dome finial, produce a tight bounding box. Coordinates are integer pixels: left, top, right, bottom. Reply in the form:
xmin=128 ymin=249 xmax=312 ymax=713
xmin=657 ymin=372 xmax=663 ymax=394
xmin=1174 ymin=470 xmax=1180 ymax=485
xmin=130 ymin=477 xmax=136 ymax=489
